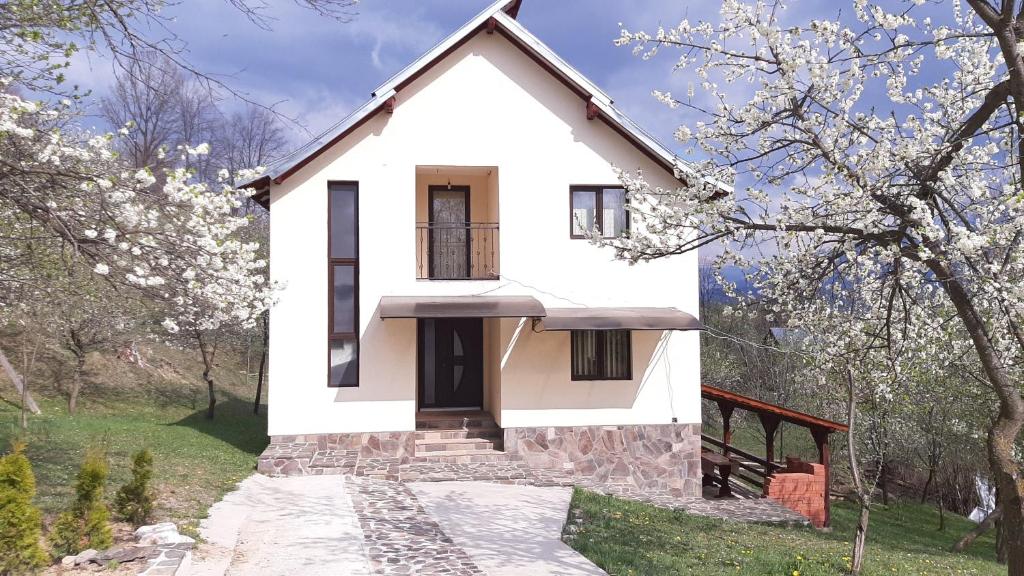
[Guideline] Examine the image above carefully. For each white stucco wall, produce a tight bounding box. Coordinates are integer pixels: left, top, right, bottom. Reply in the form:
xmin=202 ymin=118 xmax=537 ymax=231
xmin=267 ymin=30 xmax=700 ymax=436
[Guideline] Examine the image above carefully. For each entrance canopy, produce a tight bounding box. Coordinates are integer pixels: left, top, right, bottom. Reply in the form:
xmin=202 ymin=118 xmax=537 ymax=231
xmin=378 ymin=295 xmax=545 ymax=319
xmin=533 ymin=307 xmax=703 ymax=332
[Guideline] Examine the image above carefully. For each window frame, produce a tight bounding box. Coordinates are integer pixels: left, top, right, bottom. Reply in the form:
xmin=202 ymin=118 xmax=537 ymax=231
xmin=568 ymin=185 xmax=629 ymax=239
xmin=327 ymin=181 xmax=360 ymax=388
xmin=570 ymin=329 xmax=633 ymax=381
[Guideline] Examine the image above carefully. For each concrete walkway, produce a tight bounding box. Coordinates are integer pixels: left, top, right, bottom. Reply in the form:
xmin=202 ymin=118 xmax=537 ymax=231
xmin=183 ymin=475 xmax=603 ymax=575
xmin=183 ymin=475 xmax=371 ymax=576
xmin=410 ymin=482 xmax=606 ymax=576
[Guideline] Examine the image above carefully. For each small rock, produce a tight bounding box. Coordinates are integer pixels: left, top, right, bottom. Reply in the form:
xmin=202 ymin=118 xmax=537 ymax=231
xmin=98 ymin=544 xmax=156 ymax=563
xmin=60 ymin=555 xmax=76 ymax=568
xmin=134 ymin=522 xmax=176 ymax=540
xmin=74 ymin=549 xmax=98 ymax=566
xmin=95 ymin=545 xmax=126 ymax=562
xmin=139 ymin=532 xmax=195 ymax=546
xmin=135 ymin=521 xmax=196 ymax=546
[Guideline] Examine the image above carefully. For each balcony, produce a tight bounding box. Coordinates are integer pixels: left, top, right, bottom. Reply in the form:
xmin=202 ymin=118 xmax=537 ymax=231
xmin=415 ymin=165 xmax=500 ymax=281
xmin=416 ymin=222 xmax=500 ymax=280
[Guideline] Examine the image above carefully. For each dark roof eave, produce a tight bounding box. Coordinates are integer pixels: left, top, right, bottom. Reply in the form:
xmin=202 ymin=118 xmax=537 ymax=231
xmin=701 ymin=383 xmax=849 ymax=433
xmin=239 ymin=175 xmax=271 ymax=210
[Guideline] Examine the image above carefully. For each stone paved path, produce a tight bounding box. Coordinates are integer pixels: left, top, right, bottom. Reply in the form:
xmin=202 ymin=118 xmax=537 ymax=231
xmin=345 ymin=476 xmax=485 ymax=575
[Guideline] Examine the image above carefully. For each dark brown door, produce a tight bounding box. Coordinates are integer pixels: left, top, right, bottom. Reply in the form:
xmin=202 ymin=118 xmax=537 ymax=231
xmin=418 ymin=318 xmax=483 ymax=409
xmin=429 ymin=185 xmax=470 ymax=279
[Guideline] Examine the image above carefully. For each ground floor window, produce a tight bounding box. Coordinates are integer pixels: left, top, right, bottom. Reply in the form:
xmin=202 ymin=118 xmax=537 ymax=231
xmin=570 ymin=329 xmax=631 ymax=380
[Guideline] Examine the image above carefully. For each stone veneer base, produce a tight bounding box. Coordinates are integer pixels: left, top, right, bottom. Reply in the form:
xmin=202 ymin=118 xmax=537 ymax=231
xmin=503 ymin=423 xmax=702 ymax=497
xmin=257 ymin=424 xmax=702 ymax=499
xmin=258 ymin=432 xmax=416 ymax=476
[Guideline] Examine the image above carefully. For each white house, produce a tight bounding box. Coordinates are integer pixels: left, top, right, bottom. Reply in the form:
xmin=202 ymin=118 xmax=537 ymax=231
xmin=248 ymin=0 xmax=705 ymax=497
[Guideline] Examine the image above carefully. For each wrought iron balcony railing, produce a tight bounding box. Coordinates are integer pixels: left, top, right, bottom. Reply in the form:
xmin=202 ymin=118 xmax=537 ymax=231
xmin=416 ymin=222 xmax=499 ymax=280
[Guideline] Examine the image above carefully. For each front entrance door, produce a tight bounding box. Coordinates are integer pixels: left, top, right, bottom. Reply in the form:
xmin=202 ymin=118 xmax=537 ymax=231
xmin=418 ymin=318 xmax=483 ymax=409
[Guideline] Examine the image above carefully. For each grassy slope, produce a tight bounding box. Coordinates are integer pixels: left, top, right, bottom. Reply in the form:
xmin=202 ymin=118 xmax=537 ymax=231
xmin=569 ymin=489 xmax=1001 ymax=576
xmin=0 ymin=341 xmax=268 ymax=527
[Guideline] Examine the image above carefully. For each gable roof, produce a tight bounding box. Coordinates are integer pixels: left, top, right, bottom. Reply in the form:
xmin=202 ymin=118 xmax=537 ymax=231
xmin=246 ymin=0 xmax=722 ymax=206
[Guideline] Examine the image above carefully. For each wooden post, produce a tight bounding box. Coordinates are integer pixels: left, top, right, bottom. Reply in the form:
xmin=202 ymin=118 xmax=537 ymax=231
xmin=758 ymin=413 xmax=781 ymax=471
xmin=812 ymin=427 xmax=832 ymax=528
xmin=717 ymin=400 xmax=735 ymax=456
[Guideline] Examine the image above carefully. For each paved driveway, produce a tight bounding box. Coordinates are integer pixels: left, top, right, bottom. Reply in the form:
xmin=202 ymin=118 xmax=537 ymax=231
xmin=184 ymin=475 xmax=371 ymax=576
xmin=410 ymin=481 xmax=605 ymax=576
xmin=182 ymin=475 xmax=605 ymax=576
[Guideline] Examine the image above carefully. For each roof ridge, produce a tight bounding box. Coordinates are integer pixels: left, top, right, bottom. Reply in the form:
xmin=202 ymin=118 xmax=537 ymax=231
xmin=371 ymin=0 xmax=514 ymax=98
xmin=245 ymin=1 xmax=730 ymax=197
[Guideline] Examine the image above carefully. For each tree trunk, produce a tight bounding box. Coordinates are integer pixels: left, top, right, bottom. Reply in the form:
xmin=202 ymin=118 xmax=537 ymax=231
xmin=953 ymin=506 xmax=1002 ymax=552
xmin=196 ymin=331 xmax=217 ymax=420
xmin=920 ymin=431 xmax=940 ymax=505
xmin=254 ymin=312 xmax=267 ymax=415
xmin=927 ymin=266 xmax=1024 ymax=574
xmin=19 ymin=336 xmax=41 ymax=430
xmin=205 ymin=372 xmax=216 ymax=419
xmin=938 ymin=498 xmax=945 ymax=532
xmin=879 ymin=460 xmax=890 ymax=506
xmin=20 ymin=372 xmax=28 ymax=430
xmin=852 ymin=503 xmax=870 ymax=575
xmin=920 ymin=466 xmax=934 ymax=504
xmin=0 ymin=347 xmax=40 ymax=414
xmin=845 ymin=369 xmax=872 ymax=575
xmin=253 ymin=350 xmax=266 ymax=415
xmin=69 ymin=353 xmax=85 ymax=415
xmin=998 ymin=517 xmax=1008 ymax=565
xmin=990 ymin=416 xmax=1022 ymax=570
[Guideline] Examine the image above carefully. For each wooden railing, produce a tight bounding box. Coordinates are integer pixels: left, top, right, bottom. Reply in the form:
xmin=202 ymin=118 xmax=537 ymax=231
xmin=701 ymin=434 xmax=783 ymax=491
xmin=701 ymin=384 xmax=849 ymax=527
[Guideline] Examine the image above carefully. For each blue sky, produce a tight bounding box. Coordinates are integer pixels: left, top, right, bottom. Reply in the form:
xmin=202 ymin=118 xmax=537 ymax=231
xmin=68 ymin=0 xmax=722 ymax=154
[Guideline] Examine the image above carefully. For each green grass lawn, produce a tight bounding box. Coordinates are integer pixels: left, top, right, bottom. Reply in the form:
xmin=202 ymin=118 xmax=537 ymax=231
xmin=0 ymin=343 xmax=268 ymax=528
xmin=568 ymin=489 xmax=1002 ymax=576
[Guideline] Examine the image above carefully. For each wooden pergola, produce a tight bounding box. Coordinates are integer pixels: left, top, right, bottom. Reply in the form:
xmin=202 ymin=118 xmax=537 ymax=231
xmin=701 ymin=384 xmax=849 ymax=527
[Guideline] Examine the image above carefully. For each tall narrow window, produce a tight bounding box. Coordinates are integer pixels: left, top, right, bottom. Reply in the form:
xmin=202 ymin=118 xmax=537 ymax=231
xmin=329 ymin=182 xmax=358 ymax=387
xmin=569 ymin=186 xmax=628 ymax=239
xmin=570 ymin=330 xmax=632 ymax=380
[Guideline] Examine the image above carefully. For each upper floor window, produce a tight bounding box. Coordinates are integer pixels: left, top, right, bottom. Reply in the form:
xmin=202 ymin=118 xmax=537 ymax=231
xmin=570 ymin=329 xmax=632 ymax=380
xmin=329 ymin=182 xmax=359 ymax=387
xmin=570 ymin=186 xmax=628 ymax=239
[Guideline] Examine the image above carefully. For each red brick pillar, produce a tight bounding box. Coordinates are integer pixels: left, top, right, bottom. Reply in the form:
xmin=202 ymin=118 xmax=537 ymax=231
xmin=762 ymin=457 xmax=827 ymax=528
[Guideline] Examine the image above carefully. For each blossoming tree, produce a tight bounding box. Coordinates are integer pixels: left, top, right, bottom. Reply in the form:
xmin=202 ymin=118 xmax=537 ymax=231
xmin=785 ymin=270 xmax=959 ymax=571
xmin=0 ymin=88 xmax=276 ymax=418
xmin=614 ymin=0 xmax=1024 ymax=571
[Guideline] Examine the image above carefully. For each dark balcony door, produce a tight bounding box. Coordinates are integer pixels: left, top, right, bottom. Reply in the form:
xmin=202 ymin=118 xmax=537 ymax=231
xmin=418 ymin=318 xmax=483 ymax=409
xmin=429 ymin=185 xmax=470 ymax=279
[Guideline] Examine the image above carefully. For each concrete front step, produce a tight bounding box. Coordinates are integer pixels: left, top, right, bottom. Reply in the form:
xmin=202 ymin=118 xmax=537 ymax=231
xmin=415 ymin=410 xmax=499 ymax=431
xmin=416 ymin=427 xmax=503 ymax=441
xmin=416 ymin=437 xmax=502 ymax=453
xmin=416 ymin=417 xmax=499 ymax=430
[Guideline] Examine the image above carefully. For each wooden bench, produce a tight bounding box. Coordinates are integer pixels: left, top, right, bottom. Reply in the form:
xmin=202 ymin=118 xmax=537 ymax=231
xmin=701 ymin=451 xmax=734 ymax=497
